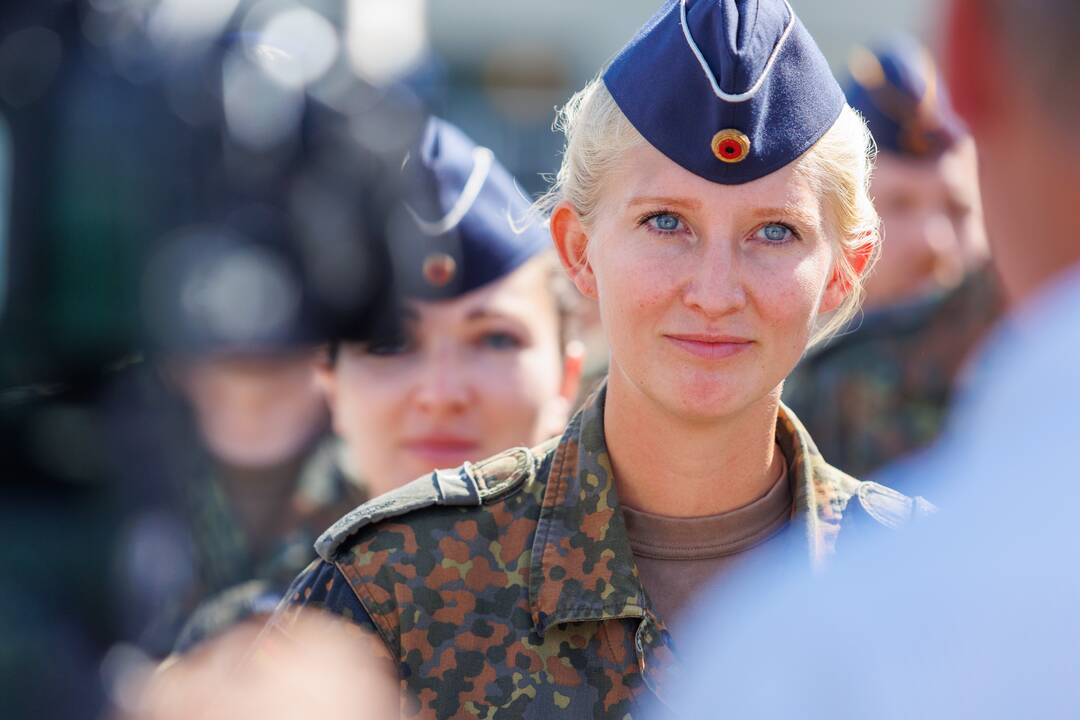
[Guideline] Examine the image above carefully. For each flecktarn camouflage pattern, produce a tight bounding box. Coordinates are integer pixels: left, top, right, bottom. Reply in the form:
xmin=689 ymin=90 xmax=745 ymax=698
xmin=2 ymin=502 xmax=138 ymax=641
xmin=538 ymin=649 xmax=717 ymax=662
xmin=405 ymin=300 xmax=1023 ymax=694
xmin=274 ymin=387 xmax=928 ymax=718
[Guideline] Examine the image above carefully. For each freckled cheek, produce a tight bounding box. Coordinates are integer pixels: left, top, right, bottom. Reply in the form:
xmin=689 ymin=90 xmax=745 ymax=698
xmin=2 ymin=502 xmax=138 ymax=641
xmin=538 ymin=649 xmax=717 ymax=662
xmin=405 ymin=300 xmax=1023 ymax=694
xmin=594 ymin=253 xmax=682 ymax=336
xmin=750 ymin=259 xmax=829 ymax=338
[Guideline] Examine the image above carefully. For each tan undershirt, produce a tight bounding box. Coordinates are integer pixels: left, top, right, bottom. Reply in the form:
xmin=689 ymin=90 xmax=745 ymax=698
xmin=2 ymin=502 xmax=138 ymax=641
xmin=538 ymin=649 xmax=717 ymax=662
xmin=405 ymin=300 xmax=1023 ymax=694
xmin=622 ymin=450 xmax=791 ymax=627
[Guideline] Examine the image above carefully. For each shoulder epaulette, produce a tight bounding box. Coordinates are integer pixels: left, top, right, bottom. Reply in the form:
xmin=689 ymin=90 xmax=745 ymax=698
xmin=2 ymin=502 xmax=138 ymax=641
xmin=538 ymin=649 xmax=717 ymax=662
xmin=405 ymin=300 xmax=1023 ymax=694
xmin=314 ymin=444 xmax=544 ymax=561
xmin=852 ymin=480 xmax=937 ymax=529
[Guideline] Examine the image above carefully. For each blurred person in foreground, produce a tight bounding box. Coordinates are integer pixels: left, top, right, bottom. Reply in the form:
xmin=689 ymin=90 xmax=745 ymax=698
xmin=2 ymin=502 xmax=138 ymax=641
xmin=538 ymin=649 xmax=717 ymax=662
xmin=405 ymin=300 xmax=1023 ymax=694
xmin=273 ymin=2 xmax=931 ymax=717
xmin=669 ymin=0 xmax=1080 ymax=716
xmin=0 ymin=0 xmax=426 ymax=715
xmin=783 ymin=35 xmax=1001 ymax=481
xmin=133 ymin=613 xmax=398 ymax=720
xmin=313 ymin=117 xmax=584 ymax=501
xmin=132 ymin=29 xmax=430 ymax=652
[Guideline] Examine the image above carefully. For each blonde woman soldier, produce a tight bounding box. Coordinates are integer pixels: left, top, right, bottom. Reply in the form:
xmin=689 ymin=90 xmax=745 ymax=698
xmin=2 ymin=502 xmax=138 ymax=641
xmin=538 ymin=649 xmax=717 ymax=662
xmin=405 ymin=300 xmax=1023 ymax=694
xmin=274 ymin=1 xmax=931 ymax=716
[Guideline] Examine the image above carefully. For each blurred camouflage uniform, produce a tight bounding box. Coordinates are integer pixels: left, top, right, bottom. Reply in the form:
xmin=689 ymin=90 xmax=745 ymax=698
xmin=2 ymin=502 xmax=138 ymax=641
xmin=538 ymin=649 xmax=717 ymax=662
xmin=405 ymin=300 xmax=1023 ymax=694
xmin=168 ymin=438 xmax=367 ymax=653
xmin=274 ymin=386 xmax=928 ymax=718
xmin=783 ymin=265 xmax=1002 ymax=481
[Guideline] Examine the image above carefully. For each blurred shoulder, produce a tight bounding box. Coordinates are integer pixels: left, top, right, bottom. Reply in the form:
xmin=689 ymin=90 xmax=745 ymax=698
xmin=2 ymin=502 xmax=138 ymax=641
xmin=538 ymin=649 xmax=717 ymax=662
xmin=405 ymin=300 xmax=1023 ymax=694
xmin=283 ymin=559 xmax=371 ymax=619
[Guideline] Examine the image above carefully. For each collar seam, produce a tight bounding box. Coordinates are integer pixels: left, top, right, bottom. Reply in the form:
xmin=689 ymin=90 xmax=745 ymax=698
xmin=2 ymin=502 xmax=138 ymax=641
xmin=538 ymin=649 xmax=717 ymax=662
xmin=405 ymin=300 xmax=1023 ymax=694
xmin=528 ymin=413 xmax=581 ymax=619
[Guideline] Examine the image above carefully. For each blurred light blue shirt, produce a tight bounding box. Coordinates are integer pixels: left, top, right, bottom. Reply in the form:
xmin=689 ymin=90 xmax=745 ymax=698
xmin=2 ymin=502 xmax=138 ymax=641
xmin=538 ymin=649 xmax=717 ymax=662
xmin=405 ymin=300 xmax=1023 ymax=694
xmin=668 ymin=266 xmax=1080 ymax=718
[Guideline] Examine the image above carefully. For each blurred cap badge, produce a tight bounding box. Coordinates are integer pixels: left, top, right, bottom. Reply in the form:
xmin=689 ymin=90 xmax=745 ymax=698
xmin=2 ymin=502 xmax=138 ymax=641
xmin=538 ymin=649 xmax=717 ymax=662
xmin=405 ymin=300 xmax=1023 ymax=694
xmin=422 ymin=252 xmax=457 ymax=288
xmin=711 ymin=129 xmax=751 ymax=163
xmin=400 ymin=118 xmax=549 ymax=299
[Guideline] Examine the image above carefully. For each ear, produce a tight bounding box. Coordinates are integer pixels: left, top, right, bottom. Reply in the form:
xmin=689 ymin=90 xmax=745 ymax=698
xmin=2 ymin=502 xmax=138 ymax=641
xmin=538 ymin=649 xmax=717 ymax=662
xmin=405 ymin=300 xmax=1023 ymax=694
xmin=821 ymin=235 xmax=875 ymax=314
xmin=943 ymin=0 xmax=998 ymax=133
xmin=550 ymin=201 xmax=598 ymax=299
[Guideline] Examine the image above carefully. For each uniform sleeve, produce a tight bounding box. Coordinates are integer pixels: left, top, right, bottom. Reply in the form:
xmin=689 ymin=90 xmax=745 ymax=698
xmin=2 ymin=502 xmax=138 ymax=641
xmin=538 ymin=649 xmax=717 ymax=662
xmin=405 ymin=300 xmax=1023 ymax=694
xmin=273 ymin=559 xmax=381 ymax=635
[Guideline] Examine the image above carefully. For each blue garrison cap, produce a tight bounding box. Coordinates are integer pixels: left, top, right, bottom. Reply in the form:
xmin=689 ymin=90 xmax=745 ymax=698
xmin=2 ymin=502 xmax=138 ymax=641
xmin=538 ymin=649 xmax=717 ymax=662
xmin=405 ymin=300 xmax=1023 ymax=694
xmin=843 ymin=36 xmax=966 ymax=159
xmin=397 ymin=118 xmax=549 ymax=300
xmin=604 ymin=0 xmax=845 ymax=185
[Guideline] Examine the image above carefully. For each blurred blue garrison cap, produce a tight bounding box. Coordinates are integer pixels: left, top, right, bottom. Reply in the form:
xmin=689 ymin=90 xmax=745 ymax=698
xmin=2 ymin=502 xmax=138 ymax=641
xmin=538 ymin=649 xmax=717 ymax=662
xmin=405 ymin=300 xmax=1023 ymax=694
xmin=843 ymin=35 xmax=966 ymax=158
xmin=604 ymin=0 xmax=845 ymax=185
xmin=396 ymin=117 xmax=550 ymax=300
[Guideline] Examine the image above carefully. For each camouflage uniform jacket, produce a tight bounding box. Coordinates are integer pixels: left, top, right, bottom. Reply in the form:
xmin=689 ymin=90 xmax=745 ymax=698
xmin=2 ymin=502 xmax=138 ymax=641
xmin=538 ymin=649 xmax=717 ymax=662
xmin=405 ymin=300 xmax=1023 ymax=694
xmin=278 ymin=388 xmax=928 ymax=718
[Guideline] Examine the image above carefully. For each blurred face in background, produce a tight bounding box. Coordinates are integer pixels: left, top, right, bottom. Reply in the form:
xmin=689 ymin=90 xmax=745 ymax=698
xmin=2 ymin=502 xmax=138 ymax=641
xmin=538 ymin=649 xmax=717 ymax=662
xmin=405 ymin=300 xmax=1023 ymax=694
xmin=864 ymin=137 xmax=987 ymax=309
xmin=174 ymin=353 xmax=328 ymax=469
xmin=317 ymin=257 xmax=582 ymax=498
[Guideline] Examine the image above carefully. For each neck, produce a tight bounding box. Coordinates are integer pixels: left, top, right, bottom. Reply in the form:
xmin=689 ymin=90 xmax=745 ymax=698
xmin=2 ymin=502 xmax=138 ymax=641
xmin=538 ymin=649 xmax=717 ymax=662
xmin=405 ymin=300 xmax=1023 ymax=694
xmin=603 ymin=369 xmax=782 ymax=518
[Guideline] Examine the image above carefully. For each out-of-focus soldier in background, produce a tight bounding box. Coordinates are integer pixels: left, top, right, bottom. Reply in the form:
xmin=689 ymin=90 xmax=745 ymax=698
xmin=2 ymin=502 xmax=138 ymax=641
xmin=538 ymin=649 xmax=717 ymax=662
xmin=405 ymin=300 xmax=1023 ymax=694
xmin=162 ymin=347 xmax=362 ymax=654
xmin=167 ymin=352 xmax=335 ymax=601
xmin=0 ymin=1 xmax=428 ymax=716
xmin=159 ymin=350 xmax=363 ymax=653
xmin=783 ymin=35 xmax=1002 ymax=481
xmin=312 ymin=116 xmax=583 ymax=503
xmin=670 ymin=0 xmax=1080 ymax=716
xmin=850 ymin=37 xmax=987 ymax=311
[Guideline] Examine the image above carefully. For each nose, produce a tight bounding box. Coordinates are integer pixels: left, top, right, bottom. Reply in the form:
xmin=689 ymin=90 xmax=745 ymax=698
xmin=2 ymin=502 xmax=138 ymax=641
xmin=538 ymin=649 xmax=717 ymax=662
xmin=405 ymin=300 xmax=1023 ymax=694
xmin=412 ymin=344 xmax=472 ymax=416
xmin=681 ymin=242 xmax=748 ymax=318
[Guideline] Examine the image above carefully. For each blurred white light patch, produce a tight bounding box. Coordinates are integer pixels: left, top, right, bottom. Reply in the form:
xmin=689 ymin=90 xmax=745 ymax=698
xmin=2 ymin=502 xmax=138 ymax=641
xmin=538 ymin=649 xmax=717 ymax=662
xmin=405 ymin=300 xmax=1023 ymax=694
xmin=246 ymin=5 xmax=340 ymax=89
xmin=147 ymin=0 xmax=240 ymax=49
xmin=347 ymin=0 xmax=428 ymax=85
xmin=223 ymin=48 xmax=304 ymax=150
xmin=180 ymin=245 xmax=301 ymax=346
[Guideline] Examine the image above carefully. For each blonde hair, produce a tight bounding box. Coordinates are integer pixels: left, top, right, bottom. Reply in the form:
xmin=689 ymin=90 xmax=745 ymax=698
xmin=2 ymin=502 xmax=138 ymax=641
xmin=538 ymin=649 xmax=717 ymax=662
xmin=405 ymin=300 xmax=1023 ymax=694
xmin=536 ymin=78 xmax=880 ymax=349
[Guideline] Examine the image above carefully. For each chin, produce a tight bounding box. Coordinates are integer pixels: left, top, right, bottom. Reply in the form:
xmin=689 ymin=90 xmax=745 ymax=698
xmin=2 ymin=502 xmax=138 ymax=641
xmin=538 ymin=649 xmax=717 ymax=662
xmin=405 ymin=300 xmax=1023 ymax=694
xmin=656 ymin=373 xmax=761 ymax=423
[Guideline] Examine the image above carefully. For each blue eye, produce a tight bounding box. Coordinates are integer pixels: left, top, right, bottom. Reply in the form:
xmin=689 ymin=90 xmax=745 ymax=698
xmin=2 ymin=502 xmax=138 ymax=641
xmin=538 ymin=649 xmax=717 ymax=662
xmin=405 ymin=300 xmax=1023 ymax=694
xmin=479 ymin=331 xmax=523 ymax=350
xmin=648 ymin=213 xmax=683 ymax=232
xmin=757 ymin=223 xmax=792 ymax=244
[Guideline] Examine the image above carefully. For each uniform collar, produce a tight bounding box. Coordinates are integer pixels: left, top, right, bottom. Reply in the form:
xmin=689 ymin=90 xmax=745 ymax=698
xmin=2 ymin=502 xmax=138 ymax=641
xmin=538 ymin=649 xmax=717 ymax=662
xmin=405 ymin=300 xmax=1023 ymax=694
xmin=527 ymin=385 xmax=852 ymax=634
xmin=776 ymin=401 xmax=854 ymax=568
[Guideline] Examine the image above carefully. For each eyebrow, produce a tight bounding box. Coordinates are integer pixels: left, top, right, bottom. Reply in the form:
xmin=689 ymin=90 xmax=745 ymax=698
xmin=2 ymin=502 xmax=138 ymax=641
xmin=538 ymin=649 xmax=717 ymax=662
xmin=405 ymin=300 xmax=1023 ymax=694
xmin=626 ymin=196 xmax=703 ymax=211
xmin=749 ymin=205 xmax=822 ymax=230
xmin=464 ymin=307 xmax=519 ymax=323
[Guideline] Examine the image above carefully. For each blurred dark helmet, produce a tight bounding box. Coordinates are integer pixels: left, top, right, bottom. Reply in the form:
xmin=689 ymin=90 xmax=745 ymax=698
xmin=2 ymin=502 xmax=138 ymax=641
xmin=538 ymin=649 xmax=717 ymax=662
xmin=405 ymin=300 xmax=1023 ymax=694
xmin=0 ymin=0 xmax=430 ymax=385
